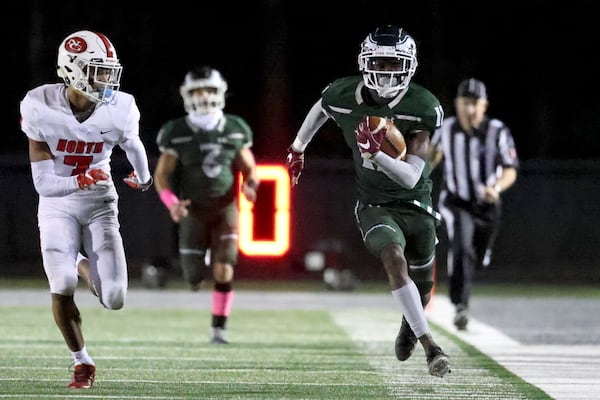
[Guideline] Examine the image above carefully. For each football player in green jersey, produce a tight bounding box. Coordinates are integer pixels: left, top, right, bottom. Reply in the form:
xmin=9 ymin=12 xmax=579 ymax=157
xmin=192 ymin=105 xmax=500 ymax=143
xmin=285 ymin=25 xmax=450 ymax=377
xmin=154 ymin=66 xmax=259 ymax=344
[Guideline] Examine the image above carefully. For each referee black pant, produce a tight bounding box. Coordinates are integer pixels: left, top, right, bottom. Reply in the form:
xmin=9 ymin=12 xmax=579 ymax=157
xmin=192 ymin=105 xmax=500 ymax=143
xmin=438 ymin=191 xmax=502 ymax=308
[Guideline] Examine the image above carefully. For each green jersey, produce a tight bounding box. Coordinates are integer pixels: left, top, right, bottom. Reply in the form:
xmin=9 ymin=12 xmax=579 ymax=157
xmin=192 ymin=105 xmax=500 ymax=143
xmin=320 ymin=76 xmax=444 ymax=206
xmin=156 ymin=114 xmax=253 ymax=206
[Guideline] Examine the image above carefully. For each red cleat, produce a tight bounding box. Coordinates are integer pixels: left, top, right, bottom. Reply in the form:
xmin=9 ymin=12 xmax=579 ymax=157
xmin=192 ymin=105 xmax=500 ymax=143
xmin=67 ymin=363 xmax=95 ymax=389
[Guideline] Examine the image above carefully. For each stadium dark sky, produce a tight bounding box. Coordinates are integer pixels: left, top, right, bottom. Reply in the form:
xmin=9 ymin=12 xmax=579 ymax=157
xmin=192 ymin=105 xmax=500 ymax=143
xmin=7 ymin=1 xmax=599 ymax=161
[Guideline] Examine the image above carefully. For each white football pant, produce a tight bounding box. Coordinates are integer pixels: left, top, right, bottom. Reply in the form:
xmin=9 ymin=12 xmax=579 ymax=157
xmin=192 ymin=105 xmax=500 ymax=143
xmin=37 ymin=187 xmax=128 ymax=310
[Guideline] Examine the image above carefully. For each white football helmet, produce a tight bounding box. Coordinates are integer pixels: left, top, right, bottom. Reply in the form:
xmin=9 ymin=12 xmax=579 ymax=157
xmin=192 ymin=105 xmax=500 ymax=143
xmin=180 ymin=66 xmax=228 ymax=115
xmin=358 ymin=25 xmax=418 ymax=98
xmin=56 ymin=30 xmax=122 ymax=104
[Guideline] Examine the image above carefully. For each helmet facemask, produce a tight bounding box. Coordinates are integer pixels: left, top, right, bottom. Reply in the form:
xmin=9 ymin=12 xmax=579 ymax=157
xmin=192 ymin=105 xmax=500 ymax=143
xmin=83 ymin=62 xmax=122 ymax=103
xmin=358 ymin=26 xmax=418 ymax=98
xmin=180 ymin=67 xmax=227 ymax=115
xmin=182 ymin=88 xmax=225 ymax=115
xmin=57 ymin=31 xmax=122 ymax=104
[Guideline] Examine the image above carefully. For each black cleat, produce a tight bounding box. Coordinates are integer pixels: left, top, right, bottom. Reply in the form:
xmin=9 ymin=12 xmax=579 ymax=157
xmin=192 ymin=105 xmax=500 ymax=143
xmin=426 ymin=346 xmax=451 ymax=378
xmin=395 ymin=316 xmax=417 ymax=361
xmin=453 ymin=308 xmax=469 ymax=330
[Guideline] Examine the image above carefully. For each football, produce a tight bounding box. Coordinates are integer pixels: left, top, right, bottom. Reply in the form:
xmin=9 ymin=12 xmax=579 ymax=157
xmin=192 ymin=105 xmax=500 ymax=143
xmin=367 ymin=116 xmax=407 ymax=160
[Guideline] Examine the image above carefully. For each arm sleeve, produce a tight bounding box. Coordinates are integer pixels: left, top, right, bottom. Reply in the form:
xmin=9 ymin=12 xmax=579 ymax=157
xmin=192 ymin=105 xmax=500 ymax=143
xmin=119 ymin=136 xmax=151 ymax=183
xmin=30 ymin=159 xmax=80 ymax=197
xmin=122 ymin=97 xmax=142 ymax=140
xmin=291 ymin=99 xmax=329 ymax=152
xmin=371 ymin=154 xmax=426 ymax=189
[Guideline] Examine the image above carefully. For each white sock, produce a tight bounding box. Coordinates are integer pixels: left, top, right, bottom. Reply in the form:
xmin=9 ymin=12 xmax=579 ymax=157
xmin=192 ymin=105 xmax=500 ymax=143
xmin=391 ymin=281 xmax=429 ymax=337
xmin=72 ymin=345 xmax=94 ymax=366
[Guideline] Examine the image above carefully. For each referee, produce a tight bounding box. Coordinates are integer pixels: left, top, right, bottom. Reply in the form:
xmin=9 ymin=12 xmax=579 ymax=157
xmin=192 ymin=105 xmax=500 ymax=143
xmin=429 ymin=78 xmax=519 ymax=330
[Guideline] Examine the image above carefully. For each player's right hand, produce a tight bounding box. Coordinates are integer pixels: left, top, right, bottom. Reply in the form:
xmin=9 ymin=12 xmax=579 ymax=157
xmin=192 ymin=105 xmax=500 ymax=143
xmin=285 ymin=146 xmax=304 ymax=187
xmin=77 ymin=169 xmax=109 ymax=190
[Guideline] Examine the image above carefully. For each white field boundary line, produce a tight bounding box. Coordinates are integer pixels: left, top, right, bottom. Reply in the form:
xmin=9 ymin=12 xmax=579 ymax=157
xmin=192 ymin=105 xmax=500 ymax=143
xmin=331 ymin=308 xmax=530 ymax=400
xmin=426 ymin=296 xmax=600 ymax=400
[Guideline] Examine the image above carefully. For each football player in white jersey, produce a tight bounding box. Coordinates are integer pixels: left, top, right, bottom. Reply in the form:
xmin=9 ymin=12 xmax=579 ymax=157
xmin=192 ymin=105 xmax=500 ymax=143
xmin=19 ymin=30 xmax=153 ymax=389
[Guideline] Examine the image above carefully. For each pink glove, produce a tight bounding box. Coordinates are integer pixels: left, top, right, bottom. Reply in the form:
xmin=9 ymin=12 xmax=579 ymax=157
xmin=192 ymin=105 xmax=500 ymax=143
xmin=355 ymin=117 xmax=384 ymax=159
xmin=285 ymin=146 xmax=305 ymax=187
xmin=77 ymin=169 xmax=109 ymax=190
xmin=123 ymin=171 xmax=153 ymax=191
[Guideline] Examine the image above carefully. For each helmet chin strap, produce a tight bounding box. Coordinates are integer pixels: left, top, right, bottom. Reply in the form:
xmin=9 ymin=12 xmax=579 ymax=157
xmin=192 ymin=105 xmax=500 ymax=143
xmin=376 ymin=76 xmax=401 ymax=98
xmin=376 ymin=88 xmax=400 ymax=99
xmin=366 ymin=88 xmax=398 ymax=104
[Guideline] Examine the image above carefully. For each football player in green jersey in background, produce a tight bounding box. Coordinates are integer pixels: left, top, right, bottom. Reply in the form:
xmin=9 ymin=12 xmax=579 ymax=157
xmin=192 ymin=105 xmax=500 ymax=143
xmin=154 ymin=66 xmax=259 ymax=344
xmin=285 ymin=25 xmax=450 ymax=377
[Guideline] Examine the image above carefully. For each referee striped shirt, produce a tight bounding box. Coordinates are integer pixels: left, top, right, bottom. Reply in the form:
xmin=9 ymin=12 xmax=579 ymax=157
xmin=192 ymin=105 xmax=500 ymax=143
xmin=431 ymin=117 xmax=519 ymax=202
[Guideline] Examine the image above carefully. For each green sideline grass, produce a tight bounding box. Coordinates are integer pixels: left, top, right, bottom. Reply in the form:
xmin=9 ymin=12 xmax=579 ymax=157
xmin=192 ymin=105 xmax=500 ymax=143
xmin=0 ymin=305 xmax=551 ymax=399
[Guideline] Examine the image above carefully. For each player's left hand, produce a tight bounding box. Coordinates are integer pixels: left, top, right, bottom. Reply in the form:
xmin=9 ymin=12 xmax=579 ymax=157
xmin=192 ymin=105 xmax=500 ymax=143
xmin=355 ymin=118 xmax=383 ymax=159
xmin=123 ymin=171 xmax=153 ymax=191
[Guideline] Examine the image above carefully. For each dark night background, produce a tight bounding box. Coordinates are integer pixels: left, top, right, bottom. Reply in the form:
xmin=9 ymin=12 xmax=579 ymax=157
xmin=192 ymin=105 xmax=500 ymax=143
xmin=2 ymin=1 xmax=600 ymax=284
xmin=6 ymin=1 xmax=600 ymax=161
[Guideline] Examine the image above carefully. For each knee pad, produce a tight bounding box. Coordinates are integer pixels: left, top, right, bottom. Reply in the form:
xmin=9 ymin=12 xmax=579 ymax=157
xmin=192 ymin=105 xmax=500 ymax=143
xmin=414 ymin=280 xmax=434 ymax=297
xmin=409 ymin=256 xmax=435 ymax=296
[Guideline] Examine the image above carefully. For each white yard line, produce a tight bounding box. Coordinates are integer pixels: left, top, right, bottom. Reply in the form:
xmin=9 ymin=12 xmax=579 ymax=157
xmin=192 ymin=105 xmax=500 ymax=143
xmin=426 ymin=296 xmax=600 ymax=400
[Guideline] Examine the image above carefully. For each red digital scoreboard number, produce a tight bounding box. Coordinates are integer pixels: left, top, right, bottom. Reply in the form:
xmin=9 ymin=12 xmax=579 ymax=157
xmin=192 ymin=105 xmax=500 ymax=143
xmin=238 ymin=165 xmax=290 ymax=256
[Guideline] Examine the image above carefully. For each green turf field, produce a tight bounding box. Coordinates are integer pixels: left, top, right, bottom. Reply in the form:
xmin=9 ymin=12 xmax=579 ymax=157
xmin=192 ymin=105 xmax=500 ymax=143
xmin=0 ymin=299 xmax=552 ymax=399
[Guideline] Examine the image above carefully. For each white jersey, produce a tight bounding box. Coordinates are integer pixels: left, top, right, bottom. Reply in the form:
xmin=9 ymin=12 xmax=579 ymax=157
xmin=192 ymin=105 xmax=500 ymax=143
xmin=20 ymin=83 xmax=140 ymax=181
xmin=20 ymin=83 xmax=147 ymax=300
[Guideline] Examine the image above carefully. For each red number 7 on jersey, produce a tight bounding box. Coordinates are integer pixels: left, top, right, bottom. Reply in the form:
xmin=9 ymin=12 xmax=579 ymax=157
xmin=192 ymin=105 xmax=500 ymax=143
xmin=64 ymin=155 xmax=93 ymax=176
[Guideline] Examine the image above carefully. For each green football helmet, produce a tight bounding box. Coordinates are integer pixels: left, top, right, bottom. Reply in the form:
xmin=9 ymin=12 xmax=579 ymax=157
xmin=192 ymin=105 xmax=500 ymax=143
xmin=358 ymin=25 xmax=418 ymax=98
